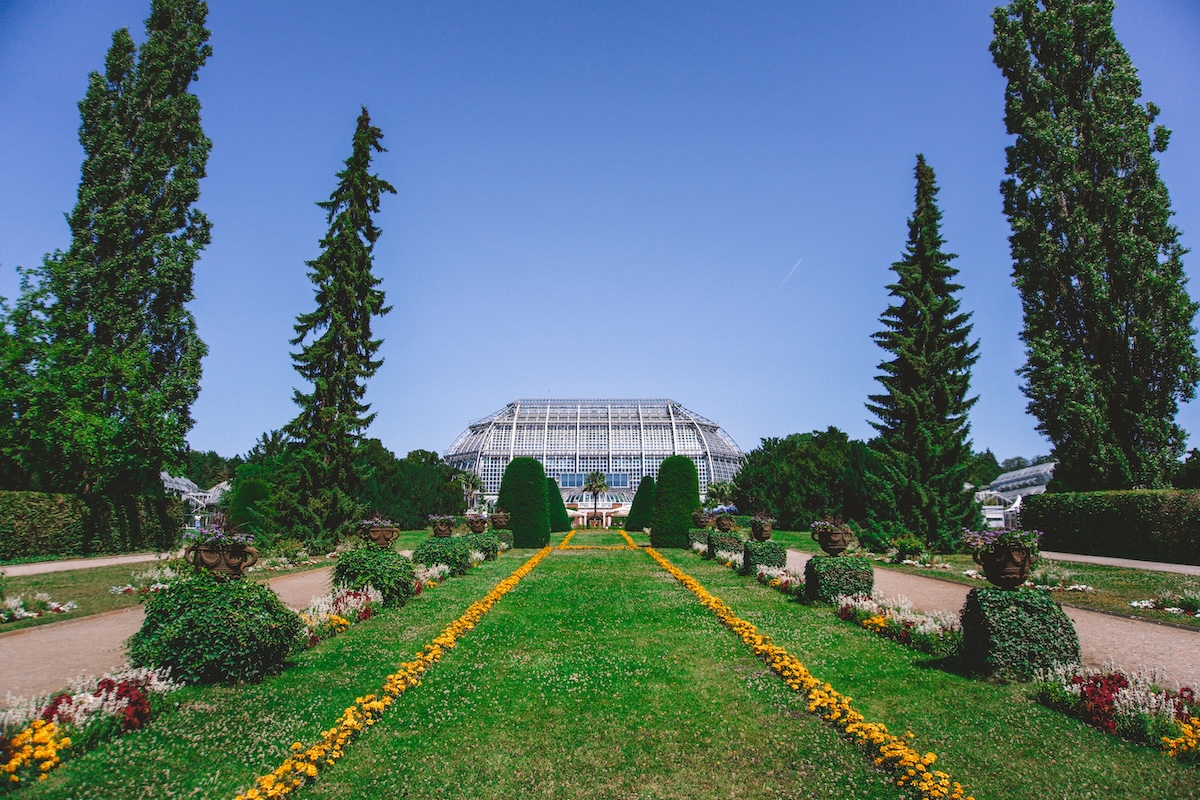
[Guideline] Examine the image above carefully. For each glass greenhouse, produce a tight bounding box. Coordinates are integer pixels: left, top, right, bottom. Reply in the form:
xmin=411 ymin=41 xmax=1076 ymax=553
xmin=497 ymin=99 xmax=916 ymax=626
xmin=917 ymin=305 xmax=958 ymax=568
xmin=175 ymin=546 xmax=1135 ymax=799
xmin=444 ymin=398 xmax=744 ymax=502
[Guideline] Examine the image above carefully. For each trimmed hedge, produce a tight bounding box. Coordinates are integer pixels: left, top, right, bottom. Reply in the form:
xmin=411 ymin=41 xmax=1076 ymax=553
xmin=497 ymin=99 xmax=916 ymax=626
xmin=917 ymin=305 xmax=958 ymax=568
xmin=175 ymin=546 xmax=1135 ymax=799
xmin=960 ymin=588 xmax=1080 ymax=680
xmin=650 ymin=456 xmax=698 ymax=549
xmin=332 ymin=546 xmax=416 ymax=607
xmin=0 ymin=491 xmax=181 ymax=561
xmin=1022 ymin=490 xmax=1200 ymax=565
xmin=460 ymin=532 xmax=501 ymax=561
xmin=804 ymin=556 xmax=874 ymax=604
xmin=411 ymin=537 xmax=472 ymax=576
xmin=706 ymin=531 xmax=747 ymax=560
xmin=687 ymin=529 xmax=710 ymax=550
xmin=625 ymin=476 xmax=656 ymax=533
xmin=497 ymin=458 xmax=551 ymax=548
xmin=128 ymin=572 xmax=303 ymax=685
xmin=494 ymin=529 xmax=514 ymax=550
xmin=741 ymin=541 xmax=786 ymax=575
xmin=546 ymin=478 xmax=572 ymax=533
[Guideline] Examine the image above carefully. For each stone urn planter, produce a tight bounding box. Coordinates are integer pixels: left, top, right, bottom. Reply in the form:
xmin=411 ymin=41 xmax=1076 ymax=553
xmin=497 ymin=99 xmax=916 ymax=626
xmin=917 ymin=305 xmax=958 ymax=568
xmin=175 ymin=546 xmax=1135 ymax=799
xmin=367 ymin=526 xmax=399 ymax=548
xmin=692 ymin=511 xmax=712 ymax=529
xmin=490 ymin=511 xmax=510 ymax=530
xmin=714 ymin=514 xmax=736 ymax=533
xmin=466 ymin=517 xmax=489 ymax=533
xmin=184 ymin=544 xmax=259 ymax=578
xmin=750 ymin=518 xmax=773 ymax=542
xmin=811 ymin=527 xmax=853 ymax=557
xmin=431 ymin=518 xmax=454 ymax=538
xmin=974 ymin=544 xmax=1034 ymax=590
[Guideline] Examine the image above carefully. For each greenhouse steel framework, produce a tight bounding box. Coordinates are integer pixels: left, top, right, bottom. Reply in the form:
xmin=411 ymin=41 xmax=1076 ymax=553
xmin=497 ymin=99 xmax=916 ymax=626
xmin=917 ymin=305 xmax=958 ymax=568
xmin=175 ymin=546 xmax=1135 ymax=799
xmin=444 ymin=398 xmax=743 ymax=502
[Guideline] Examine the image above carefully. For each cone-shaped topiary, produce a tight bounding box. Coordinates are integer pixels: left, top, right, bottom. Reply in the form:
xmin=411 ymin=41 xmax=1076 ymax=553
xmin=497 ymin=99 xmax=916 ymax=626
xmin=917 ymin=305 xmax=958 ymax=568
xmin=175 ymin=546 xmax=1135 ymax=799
xmin=625 ymin=475 xmax=655 ymax=533
xmin=650 ymin=456 xmax=698 ymax=548
xmin=546 ymin=477 xmax=572 ymax=533
xmin=497 ymin=457 xmax=550 ymax=548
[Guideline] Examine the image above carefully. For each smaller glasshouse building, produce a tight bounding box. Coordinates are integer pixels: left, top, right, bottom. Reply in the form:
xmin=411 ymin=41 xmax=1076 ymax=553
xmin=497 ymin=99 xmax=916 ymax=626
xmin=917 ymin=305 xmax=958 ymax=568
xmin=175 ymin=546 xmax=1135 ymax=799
xmin=444 ymin=399 xmax=743 ymax=515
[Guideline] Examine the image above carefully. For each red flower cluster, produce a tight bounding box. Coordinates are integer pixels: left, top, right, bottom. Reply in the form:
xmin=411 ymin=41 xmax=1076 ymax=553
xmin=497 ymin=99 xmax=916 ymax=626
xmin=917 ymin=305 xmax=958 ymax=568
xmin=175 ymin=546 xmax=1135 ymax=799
xmin=1072 ymin=672 xmax=1128 ymax=733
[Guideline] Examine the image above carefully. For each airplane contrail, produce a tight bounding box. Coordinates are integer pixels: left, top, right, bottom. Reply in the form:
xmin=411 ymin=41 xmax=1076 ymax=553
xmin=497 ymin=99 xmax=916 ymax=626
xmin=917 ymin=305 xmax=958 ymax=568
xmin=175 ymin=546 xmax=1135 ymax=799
xmin=773 ymin=257 xmax=803 ymax=296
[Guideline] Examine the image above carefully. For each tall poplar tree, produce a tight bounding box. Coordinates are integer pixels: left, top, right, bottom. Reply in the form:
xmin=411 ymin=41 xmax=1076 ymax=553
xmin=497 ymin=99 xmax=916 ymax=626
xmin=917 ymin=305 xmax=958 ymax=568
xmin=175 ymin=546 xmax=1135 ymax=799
xmin=992 ymin=0 xmax=1200 ymax=490
xmin=279 ymin=107 xmax=395 ymax=543
xmin=0 ymin=0 xmax=211 ymax=495
xmin=867 ymin=155 xmax=980 ymax=551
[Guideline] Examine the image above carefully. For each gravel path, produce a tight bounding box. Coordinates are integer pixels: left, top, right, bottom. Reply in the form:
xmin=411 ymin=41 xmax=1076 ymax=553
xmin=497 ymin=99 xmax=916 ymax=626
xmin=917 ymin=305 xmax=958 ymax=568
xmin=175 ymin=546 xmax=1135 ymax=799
xmin=2 ymin=552 xmax=181 ymax=577
xmin=787 ymin=550 xmax=1200 ymax=688
xmin=0 ymin=567 xmax=333 ymax=707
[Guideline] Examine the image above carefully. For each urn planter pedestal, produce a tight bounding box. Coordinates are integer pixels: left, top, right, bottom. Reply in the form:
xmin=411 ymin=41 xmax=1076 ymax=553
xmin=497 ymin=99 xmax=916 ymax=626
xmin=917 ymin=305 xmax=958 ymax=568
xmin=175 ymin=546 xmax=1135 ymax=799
xmin=184 ymin=544 xmax=259 ymax=578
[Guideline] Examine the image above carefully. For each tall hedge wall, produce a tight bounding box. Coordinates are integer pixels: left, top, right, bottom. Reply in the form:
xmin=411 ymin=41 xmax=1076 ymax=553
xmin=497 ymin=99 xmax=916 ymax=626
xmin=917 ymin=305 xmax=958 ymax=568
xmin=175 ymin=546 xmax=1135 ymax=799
xmin=546 ymin=477 xmax=572 ymax=533
xmin=625 ymin=475 xmax=655 ymax=533
xmin=1022 ymin=490 xmax=1200 ymax=566
xmin=0 ymin=491 xmax=181 ymax=561
xmin=650 ymin=456 xmax=698 ymax=549
xmin=497 ymin=458 xmax=550 ymax=548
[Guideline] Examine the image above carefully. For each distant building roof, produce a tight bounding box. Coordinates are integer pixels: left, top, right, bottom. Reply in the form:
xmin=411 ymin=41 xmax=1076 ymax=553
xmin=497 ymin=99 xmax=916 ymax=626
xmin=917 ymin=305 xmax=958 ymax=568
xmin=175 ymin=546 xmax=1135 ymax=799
xmin=989 ymin=461 xmax=1056 ymax=500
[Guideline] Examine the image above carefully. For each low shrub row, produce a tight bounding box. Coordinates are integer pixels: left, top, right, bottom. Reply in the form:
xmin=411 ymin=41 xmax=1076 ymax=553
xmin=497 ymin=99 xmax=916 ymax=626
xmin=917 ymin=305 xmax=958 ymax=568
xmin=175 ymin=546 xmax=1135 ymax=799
xmin=804 ymin=556 xmax=874 ymax=603
xmin=706 ymin=531 xmax=746 ymax=560
xmin=740 ymin=540 xmax=785 ymax=576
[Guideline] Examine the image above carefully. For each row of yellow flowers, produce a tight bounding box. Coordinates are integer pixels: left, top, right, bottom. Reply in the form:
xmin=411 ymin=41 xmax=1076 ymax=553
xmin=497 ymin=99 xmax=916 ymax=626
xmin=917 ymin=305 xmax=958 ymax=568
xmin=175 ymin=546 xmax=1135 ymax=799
xmin=556 ymin=530 xmax=634 ymax=551
xmin=642 ymin=546 xmax=974 ymax=800
xmin=0 ymin=720 xmax=70 ymax=788
xmin=234 ymin=546 xmax=553 ymax=800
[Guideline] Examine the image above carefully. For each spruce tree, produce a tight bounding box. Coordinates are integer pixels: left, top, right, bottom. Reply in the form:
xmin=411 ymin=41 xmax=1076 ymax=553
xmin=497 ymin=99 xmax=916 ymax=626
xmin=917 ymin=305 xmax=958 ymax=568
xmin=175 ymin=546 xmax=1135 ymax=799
xmin=992 ymin=0 xmax=1200 ymax=490
xmin=280 ymin=107 xmax=395 ymax=543
xmin=624 ymin=474 xmax=655 ymax=533
xmin=866 ymin=155 xmax=980 ymax=551
xmin=0 ymin=0 xmax=211 ymax=495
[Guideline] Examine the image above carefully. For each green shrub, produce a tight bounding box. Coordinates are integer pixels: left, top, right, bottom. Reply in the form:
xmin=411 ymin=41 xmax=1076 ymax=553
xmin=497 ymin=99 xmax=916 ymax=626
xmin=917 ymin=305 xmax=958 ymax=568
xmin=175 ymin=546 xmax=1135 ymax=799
xmin=651 ymin=456 xmax=699 ymax=549
xmin=411 ymin=536 xmax=472 ymax=576
xmin=960 ymin=588 xmax=1080 ymax=680
xmin=226 ymin=477 xmax=271 ymax=533
xmin=494 ymin=529 xmax=514 ymax=549
xmin=1023 ymin=490 xmax=1200 ymax=565
xmin=687 ymin=529 xmax=710 ymax=550
xmin=460 ymin=532 xmax=501 ymax=561
xmin=0 ymin=491 xmax=180 ymax=561
xmin=804 ymin=556 xmax=874 ymax=603
xmin=128 ymin=572 xmax=303 ymax=685
xmin=332 ymin=546 xmax=416 ymax=607
xmin=706 ymin=531 xmax=747 ymax=560
xmin=892 ymin=534 xmax=926 ymax=562
xmin=496 ymin=458 xmax=550 ymax=548
xmin=625 ymin=476 xmax=656 ymax=533
xmin=741 ymin=541 xmax=786 ymax=575
xmin=546 ymin=478 xmax=572 ymax=533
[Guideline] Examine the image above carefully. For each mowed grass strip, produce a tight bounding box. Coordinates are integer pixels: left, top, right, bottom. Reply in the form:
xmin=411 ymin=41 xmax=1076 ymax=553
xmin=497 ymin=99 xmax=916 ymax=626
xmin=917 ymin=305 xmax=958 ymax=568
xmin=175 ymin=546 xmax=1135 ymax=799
xmin=19 ymin=549 xmax=539 ymax=799
xmin=653 ymin=547 xmax=1200 ymax=800
xmin=301 ymin=543 xmax=897 ymax=799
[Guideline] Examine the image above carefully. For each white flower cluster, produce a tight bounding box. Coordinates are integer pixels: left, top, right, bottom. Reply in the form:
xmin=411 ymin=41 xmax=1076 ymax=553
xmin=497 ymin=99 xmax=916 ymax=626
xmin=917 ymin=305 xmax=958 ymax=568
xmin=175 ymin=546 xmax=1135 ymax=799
xmin=835 ymin=592 xmax=961 ymax=636
xmin=714 ymin=549 xmax=743 ymax=568
xmin=2 ymin=592 xmax=78 ymax=621
xmin=468 ymin=549 xmax=487 ymax=567
xmin=415 ymin=563 xmax=451 ymax=586
xmin=755 ymin=565 xmax=802 ymax=583
xmin=0 ymin=667 xmax=179 ymax=734
xmin=1037 ymin=662 xmax=1195 ymax=720
xmin=691 ymin=541 xmax=708 ymax=555
xmin=307 ymin=585 xmax=383 ymax=623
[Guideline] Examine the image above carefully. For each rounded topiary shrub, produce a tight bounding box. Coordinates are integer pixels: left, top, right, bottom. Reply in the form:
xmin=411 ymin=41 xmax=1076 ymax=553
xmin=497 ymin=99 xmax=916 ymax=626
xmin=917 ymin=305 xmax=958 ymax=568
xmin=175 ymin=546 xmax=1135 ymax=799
xmin=128 ymin=573 xmax=303 ymax=685
xmin=650 ymin=456 xmax=699 ymax=549
xmin=961 ymin=587 xmax=1080 ymax=680
xmin=412 ymin=536 xmax=472 ymax=575
xmin=547 ymin=477 xmax=572 ymax=533
xmin=496 ymin=457 xmax=550 ymax=548
xmin=333 ymin=546 xmax=416 ymax=607
xmin=625 ymin=475 xmax=655 ymax=533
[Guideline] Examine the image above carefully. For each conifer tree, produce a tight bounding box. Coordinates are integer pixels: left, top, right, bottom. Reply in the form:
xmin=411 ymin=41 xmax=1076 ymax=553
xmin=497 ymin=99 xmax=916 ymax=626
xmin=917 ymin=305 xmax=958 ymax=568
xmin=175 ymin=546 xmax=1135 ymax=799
xmin=992 ymin=0 xmax=1200 ymax=490
xmin=546 ymin=477 xmax=572 ymax=533
xmin=650 ymin=456 xmax=699 ymax=549
xmin=867 ymin=155 xmax=980 ymax=551
xmin=280 ymin=107 xmax=395 ymax=542
xmin=0 ymin=0 xmax=211 ymax=495
xmin=624 ymin=474 xmax=655 ymax=533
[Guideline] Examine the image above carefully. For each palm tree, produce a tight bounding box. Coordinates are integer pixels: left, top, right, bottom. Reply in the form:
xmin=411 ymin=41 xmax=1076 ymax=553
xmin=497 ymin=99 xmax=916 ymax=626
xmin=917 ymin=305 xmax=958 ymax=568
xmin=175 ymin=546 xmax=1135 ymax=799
xmin=456 ymin=471 xmax=483 ymax=511
xmin=706 ymin=480 xmax=734 ymax=508
xmin=583 ymin=471 xmax=608 ymax=528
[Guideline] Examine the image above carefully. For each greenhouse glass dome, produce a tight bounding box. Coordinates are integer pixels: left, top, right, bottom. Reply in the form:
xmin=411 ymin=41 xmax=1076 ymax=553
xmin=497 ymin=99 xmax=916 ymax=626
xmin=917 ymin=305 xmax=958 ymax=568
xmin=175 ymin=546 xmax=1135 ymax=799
xmin=444 ymin=398 xmax=743 ymax=502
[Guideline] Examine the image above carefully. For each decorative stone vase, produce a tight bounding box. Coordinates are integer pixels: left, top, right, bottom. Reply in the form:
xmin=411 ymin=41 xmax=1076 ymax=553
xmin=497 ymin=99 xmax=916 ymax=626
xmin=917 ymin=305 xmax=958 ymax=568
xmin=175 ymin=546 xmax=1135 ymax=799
xmin=812 ymin=528 xmax=853 ymax=557
xmin=714 ymin=514 xmax=736 ymax=533
xmin=750 ymin=519 xmax=773 ymax=542
xmin=974 ymin=544 xmax=1034 ymax=590
xmin=432 ymin=519 xmax=454 ymax=538
xmin=490 ymin=512 xmax=510 ymax=530
xmin=184 ymin=544 xmax=259 ymax=578
xmin=692 ymin=511 xmax=712 ymax=529
xmin=466 ymin=517 xmax=489 ymax=533
xmin=368 ymin=526 xmax=399 ymax=548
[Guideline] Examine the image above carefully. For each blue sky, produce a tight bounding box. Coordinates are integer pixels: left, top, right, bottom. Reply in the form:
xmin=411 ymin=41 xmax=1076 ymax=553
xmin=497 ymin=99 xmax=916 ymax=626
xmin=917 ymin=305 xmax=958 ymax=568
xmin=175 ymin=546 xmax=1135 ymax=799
xmin=2 ymin=1 xmax=1198 ymax=465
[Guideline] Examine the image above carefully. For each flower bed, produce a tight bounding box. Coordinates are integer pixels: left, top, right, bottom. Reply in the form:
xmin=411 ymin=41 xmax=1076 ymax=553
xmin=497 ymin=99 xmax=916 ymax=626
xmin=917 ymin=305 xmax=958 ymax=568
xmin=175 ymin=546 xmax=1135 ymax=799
xmin=835 ymin=594 xmax=961 ymax=658
xmin=300 ymin=587 xmax=383 ymax=647
xmin=754 ymin=565 xmax=804 ymax=598
xmin=1128 ymin=581 xmax=1200 ymax=618
xmin=1 ymin=592 xmax=78 ymax=623
xmin=1034 ymin=664 xmax=1198 ymax=764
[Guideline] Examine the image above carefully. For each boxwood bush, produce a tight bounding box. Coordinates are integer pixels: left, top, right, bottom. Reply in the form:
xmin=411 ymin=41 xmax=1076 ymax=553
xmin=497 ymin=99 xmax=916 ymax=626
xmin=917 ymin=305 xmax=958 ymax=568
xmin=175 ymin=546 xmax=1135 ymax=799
xmin=411 ymin=537 xmax=472 ymax=576
xmin=494 ymin=529 xmax=514 ymax=549
xmin=1022 ymin=490 xmax=1200 ymax=565
xmin=741 ymin=541 xmax=786 ymax=575
xmin=625 ymin=476 xmax=656 ymax=534
xmin=497 ymin=458 xmax=551 ymax=548
xmin=706 ymin=531 xmax=747 ymax=560
xmin=687 ymin=529 xmax=710 ymax=550
xmin=460 ymin=531 xmax=501 ymax=561
xmin=546 ymin=477 xmax=572 ymax=533
xmin=332 ymin=546 xmax=416 ymax=607
xmin=650 ymin=456 xmax=699 ymax=549
xmin=804 ymin=556 xmax=874 ymax=604
xmin=960 ymin=587 xmax=1080 ymax=680
xmin=128 ymin=573 xmax=303 ymax=685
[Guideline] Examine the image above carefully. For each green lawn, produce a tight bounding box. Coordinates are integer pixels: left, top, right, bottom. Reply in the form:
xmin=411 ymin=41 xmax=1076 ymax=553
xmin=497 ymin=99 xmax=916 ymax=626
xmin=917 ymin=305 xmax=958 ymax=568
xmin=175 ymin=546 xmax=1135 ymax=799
xmin=20 ymin=531 xmax=1198 ymax=799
